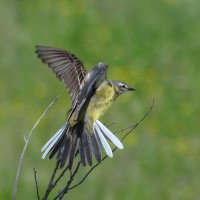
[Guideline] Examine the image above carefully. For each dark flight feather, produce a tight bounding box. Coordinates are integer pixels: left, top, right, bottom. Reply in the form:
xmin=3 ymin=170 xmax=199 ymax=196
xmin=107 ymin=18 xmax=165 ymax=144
xmin=68 ymin=134 xmax=79 ymax=169
xmin=35 ymin=45 xmax=87 ymax=103
xmin=79 ymin=134 xmax=87 ymax=166
xmin=85 ymin=134 xmax=93 ymax=166
xmin=60 ymin=137 xmax=72 ymax=168
xmin=90 ymin=133 xmax=101 ymax=163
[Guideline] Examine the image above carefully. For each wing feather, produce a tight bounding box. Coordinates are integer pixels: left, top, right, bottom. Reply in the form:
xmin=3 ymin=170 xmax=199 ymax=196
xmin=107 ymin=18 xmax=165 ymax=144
xmin=35 ymin=45 xmax=87 ymax=102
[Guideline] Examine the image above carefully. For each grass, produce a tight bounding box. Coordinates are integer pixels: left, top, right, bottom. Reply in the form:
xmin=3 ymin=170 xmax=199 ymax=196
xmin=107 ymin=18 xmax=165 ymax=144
xmin=0 ymin=0 xmax=200 ymax=199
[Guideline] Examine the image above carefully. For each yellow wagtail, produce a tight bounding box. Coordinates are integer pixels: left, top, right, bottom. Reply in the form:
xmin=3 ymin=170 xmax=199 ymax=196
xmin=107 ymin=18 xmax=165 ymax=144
xmin=35 ymin=45 xmax=135 ymax=168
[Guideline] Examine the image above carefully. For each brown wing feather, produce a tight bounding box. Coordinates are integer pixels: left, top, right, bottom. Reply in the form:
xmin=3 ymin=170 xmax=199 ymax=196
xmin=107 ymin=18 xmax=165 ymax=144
xmin=35 ymin=45 xmax=87 ymax=103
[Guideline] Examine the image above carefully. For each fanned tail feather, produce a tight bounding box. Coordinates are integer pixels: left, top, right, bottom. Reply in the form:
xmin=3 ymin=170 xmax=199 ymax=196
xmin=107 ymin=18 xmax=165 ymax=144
xmin=93 ymin=123 xmax=113 ymax=157
xmin=41 ymin=120 xmax=124 ymax=168
xmin=93 ymin=120 xmax=124 ymax=157
xmin=41 ymin=125 xmax=66 ymax=159
xmin=89 ymin=133 xmax=101 ymax=162
xmin=96 ymin=120 xmax=124 ymax=149
xmin=59 ymin=136 xmax=72 ymax=168
xmin=79 ymin=129 xmax=101 ymax=166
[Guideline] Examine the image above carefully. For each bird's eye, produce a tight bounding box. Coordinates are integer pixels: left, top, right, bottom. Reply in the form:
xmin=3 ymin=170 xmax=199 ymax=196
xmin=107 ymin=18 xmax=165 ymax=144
xmin=122 ymin=85 xmax=126 ymax=89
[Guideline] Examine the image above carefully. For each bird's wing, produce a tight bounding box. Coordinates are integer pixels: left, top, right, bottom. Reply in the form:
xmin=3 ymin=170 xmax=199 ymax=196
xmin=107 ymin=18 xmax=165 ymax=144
xmin=35 ymin=45 xmax=87 ymax=103
xmin=72 ymin=63 xmax=108 ymax=122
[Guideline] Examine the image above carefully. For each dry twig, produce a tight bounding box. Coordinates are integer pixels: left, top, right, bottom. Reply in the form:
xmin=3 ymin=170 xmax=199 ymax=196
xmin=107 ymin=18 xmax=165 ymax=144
xmin=41 ymin=99 xmax=154 ymax=199
xmin=33 ymin=168 xmax=41 ymax=200
xmin=13 ymin=96 xmax=154 ymax=200
xmin=12 ymin=96 xmax=60 ymax=200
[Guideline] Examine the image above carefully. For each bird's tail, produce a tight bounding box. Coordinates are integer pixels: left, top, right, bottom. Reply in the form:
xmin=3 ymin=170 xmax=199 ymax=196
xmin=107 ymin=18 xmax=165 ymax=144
xmin=41 ymin=120 xmax=123 ymax=168
xmin=93 ymin=120 xmax=124 ymax=156
xmin=79 ymin=120 xmax=124 ymax=166
xmin=41 ymin=123 xmax=83 ymax=169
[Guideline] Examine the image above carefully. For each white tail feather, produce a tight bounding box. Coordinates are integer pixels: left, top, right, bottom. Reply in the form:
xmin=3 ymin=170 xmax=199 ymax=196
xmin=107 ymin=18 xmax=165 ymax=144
xmin=41 ymin=126 xmax=65 ymax=159
xmin=93 ymin=123 xmax=113 ymax=157
xmin=96 ymin=120 xmax=124 ymax=149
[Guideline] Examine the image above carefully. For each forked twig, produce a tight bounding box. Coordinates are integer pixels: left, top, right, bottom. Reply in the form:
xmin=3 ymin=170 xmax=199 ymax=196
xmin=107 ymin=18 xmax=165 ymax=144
xmin=33 ymin=168 xmax=40 ymax=200
xmin=68 ymin=99 xmax=155 ymax=190
xmin=53 ymin=162 xmax=82 ymax=200
xmin=42 ymin=99 xmax=154 ymax=200
xmin=13 ymin=96 xmax=154 ymax=200
xmin=12 ymin=96 xmax=60 ymax=200
xmin=42 ymin=160 xmax=61 ymax=200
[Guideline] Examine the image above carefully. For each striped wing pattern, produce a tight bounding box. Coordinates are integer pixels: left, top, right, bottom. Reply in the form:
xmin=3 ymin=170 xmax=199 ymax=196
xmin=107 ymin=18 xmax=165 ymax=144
xmin=35 ymin=45 xmax=87 ymax=103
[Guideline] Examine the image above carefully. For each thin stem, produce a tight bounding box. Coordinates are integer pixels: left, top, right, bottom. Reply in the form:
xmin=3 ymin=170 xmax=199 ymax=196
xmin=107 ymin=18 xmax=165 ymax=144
xmin=12 ymin=96 xmax=60 ymax=200
xmin=69 ymin=99 xmax=154 ymax=190
xmin=41 ymin=99 xmax=154 ymax=199
xmin=53 ymin=162 xmax=82 ymax=200
xmin=33 ymin=168 xmax=41 ymax=200
xmin=42 ymin=160 xmax=60 ymax=200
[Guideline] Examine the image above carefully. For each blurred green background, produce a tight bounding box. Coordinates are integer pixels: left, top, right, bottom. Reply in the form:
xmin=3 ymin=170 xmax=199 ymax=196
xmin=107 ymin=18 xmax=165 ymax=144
xmin=0 ymin=0 xmax=199 ymax=199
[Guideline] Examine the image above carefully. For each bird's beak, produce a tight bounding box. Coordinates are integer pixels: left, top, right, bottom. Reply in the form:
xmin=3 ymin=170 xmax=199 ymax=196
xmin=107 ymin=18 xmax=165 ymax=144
xmin=127 ymin=87 xmax=136 ymax=92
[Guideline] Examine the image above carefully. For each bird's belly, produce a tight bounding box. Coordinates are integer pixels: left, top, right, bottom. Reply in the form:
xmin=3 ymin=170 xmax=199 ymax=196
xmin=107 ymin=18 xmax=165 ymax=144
xmin=85 ymin=83 xmax=115 ymax=123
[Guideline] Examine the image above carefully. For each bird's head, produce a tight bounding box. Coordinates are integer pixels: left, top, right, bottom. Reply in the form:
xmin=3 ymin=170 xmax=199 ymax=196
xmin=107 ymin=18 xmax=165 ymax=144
xmin=112 ymin=80 xmax=135 ymax=97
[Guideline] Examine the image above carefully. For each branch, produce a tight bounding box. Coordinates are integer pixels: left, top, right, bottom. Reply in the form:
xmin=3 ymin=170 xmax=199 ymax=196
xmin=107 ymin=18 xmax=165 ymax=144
xmin=12 ymin=96 xmax=60 ymax=200
xmin=33 ymin=168 xmax=40 ymax=200
xmin=41 ymin=99 xmax=154 ymax=199
xmin=42 ymin=151 xmax=80 ymax=199
xmin=68 ymin=99 xmax=154 ymax=190
xmin=42 ymin=160 xmax=61 ymax=200
xmin=53 ymin=162 xmax=82 ymax=200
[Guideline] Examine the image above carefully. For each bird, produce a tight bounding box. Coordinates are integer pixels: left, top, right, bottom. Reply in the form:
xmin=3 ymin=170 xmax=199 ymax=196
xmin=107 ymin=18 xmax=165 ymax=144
xmin=35 ymin=45 xmax=135 ymax=169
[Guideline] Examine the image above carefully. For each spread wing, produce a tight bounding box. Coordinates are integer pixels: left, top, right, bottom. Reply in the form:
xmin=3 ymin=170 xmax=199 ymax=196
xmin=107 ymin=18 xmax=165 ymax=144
xmin=35 ymin=45 xmax=87 ymax=103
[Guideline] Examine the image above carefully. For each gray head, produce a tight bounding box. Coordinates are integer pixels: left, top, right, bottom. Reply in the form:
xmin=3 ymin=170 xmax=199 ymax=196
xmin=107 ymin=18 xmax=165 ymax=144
xmin=112 ymin=80 xmax=135 ymax=96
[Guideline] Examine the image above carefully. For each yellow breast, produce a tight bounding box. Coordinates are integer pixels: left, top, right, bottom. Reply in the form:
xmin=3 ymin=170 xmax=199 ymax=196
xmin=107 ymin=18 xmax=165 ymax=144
xmin=85 ymin=82 xmax=115 ymax=124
